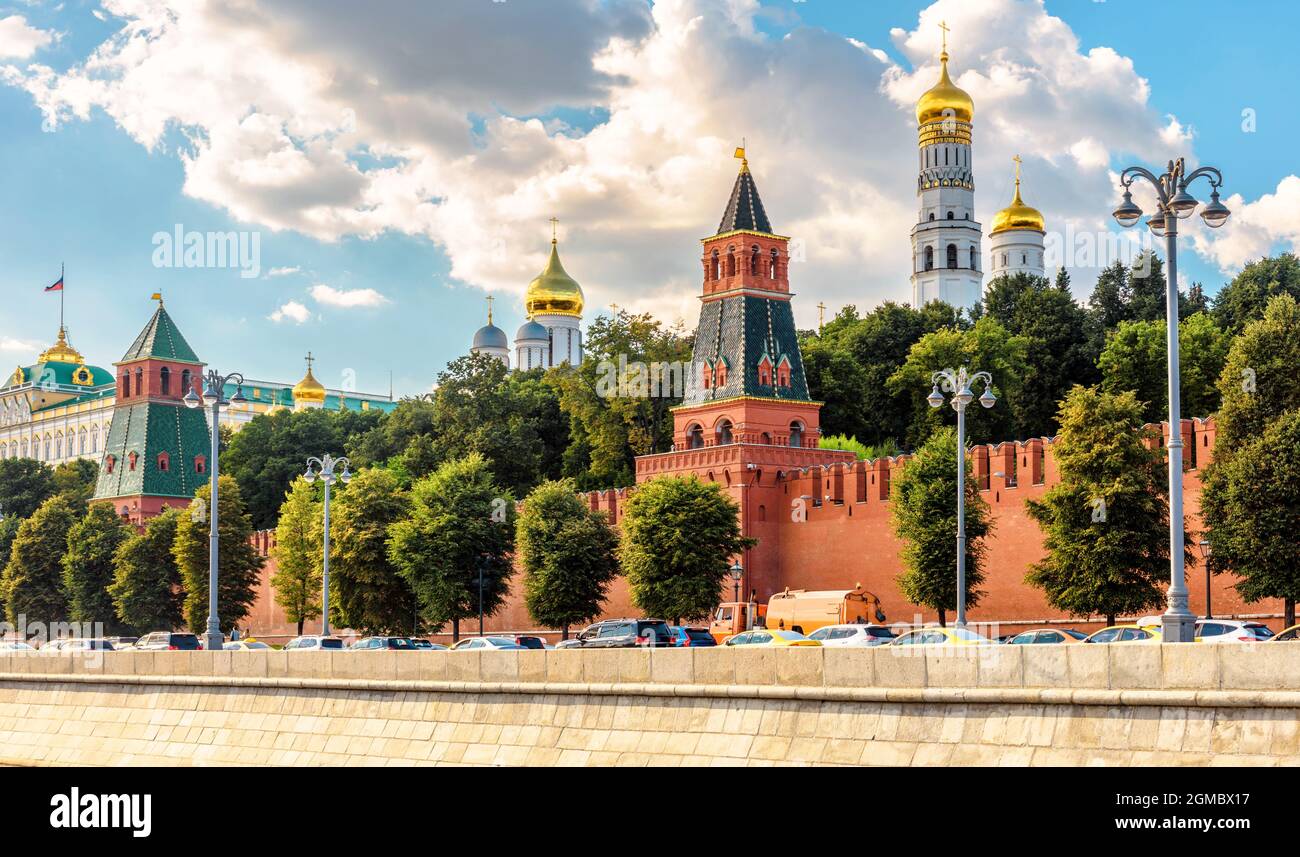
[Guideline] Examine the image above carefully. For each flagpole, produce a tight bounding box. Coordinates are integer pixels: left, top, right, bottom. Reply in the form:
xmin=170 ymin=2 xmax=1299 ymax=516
xmin=60 ymin=263 xmax=65 ymax=333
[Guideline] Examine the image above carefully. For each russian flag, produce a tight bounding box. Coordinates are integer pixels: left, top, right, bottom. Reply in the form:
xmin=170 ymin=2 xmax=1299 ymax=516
xmin=45 ymin=275 xmax=63 ymax=292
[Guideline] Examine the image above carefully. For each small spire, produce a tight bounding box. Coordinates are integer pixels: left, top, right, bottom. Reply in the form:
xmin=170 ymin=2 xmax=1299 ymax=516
xmin=939 ymin=19 xmax=950 ymax=60
xmin=734 ymin=138 xmax=748 ymax=173
xmin=549 ymin=216 xmax=559 ymax=245
xmin=1012 ymin=154 xmax=1024 ymax=203
xmin=151 ymin=290 xmax=164 ymax=306
xmin=817 ymin=302 xmax=827 ymax=333
xmin=486 ymin=294 xmax=494 ymax=325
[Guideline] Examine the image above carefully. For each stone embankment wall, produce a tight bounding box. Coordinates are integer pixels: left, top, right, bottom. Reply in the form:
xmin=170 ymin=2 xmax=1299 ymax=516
xmin=1 ymin=645 xmax=1297 ymax=766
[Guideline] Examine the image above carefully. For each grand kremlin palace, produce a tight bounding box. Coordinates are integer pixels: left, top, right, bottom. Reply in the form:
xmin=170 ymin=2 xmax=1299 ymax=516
xmin=1 ymin=299 xmax=395 ymax=523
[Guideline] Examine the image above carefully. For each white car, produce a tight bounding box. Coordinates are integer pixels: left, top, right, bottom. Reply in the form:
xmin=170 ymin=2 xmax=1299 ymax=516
xmin=0 ymin=641 xmax=35 ymax=651
xmin=449 ymin=636 xmax=526 ymax=651
xmin=283 ymin=635 xmax=346 ymax=651
xmin=1195 ymin=619 xmax=1274 ymax=644
xmin=806 ymin=624 xmax=897 ymax=647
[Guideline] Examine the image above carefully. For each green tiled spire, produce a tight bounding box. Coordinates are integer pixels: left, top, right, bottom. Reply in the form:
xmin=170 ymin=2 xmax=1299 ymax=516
xmin=120 ymin=304 xmax=201 ymax=364
xmin=683 ymin=295 xmax=811 ymax=405
xmin=94 ymin=402 xmax=212 ymax=501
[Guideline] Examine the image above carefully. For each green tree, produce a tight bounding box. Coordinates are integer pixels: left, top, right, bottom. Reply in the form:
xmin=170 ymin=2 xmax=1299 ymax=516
xmin=109 ymin=508 xmax=184 ymax=632
xmin=1088 ymin=260 xmax=1131 ymax=331
xmin=1025 ymin=386 xmax=1186 ymax=625
xmin=517 ymin=479 xmax=619 ymax=638
xmin=1212 ymin=253 xmax=1300 ymax=335
xmin=1 ymin=494 xmax=79 ymax=626
xmin=618 ymin=476 xmax=754 ymax=623
xmin=223 ymin=407 xmax=383 ymax=530
xmin=551 ymin=310 xmax=691 ymax=488
xmin=889 ymin=316 xmax=1030 ymax=447
xmin=1126 ymin=251 xmax=1167 ymax=324
xmin=818 ymin=434 xmax=900 ymax=461
xmin=173 ymin=476 xmax=264 ymax=634
xmin=890 ymin=427 xmax=990 ymax=625
xmin=0 ymin=458 xmax=55 ymax=520
xmin=328 ymin=467 xmax=419 ymax=635
xmin=388 ymin=454 xmax=515 ymax=641
xmin=271 ymin=480 xmax=322 ymax=636
xmin=1098 ymin=313 xmax=1231 ymax=422
xmin=52 ymin=459 xmax=99 ymax=505
xmin=1202 ymin=294 xmax=1300 ymax=625
xmin=61 ymin=504 xmax=131 ymax=634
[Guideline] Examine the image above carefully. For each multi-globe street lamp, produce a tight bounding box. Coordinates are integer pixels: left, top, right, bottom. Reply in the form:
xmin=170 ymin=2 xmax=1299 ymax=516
xmin=926 ymin=367 xmax=996 ymax=628
xmin=303 ymin=454 xmax=352 ymax=636
xmin=183 ymin=368 xmax=247 ymax=652
xmin=1112 ymin=157 xmax=1230 ymax=643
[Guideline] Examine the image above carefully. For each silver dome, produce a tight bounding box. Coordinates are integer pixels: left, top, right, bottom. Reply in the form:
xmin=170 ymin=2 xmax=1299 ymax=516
xmin=472 ymin=323 xmax=508 ymax=350
xmin=515 ymin=319 xmax=548 ymax=342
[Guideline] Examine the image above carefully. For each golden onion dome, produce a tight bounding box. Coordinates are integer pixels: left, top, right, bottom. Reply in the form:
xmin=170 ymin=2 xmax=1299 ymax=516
xmin=292 ymin=354 xmax=327 ymax=405
xmin=916 ymin=51 xmax=973 ymax=126
xmin=38 ymin=327 xmax=85 ymax=365
xmin=525 ymin=240 xmax=584 ymax=318
xmin=990 ymin=171 xmax=1046 ymax=235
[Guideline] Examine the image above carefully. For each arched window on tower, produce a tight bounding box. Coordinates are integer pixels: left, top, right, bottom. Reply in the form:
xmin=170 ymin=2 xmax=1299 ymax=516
xmin=970 ymin=247 xmax=977 ymax=270
xmin=924 ymin=246 xmax=934 ymax=271
xmin=687 ymin=423 xmax=704 ymax=450
xmin=928 ymin=212 xmax=935 ymax=221
xmin=710 ymin=249 xmax=720 ymax=281
xmin=750 ymin=245 xmax=760 ymax=276
xmin=135 ymin=368 xmax=143 ymax=395
xmin=769 ymin=249 xmax=779 ymax=279
xmin=716 ymin=419 xmax=734 ymax=446
xmin=789 ymin=421 xmax=804 ymax=448
xmin=726 ymin=247 xmax=736 ymax=278
xmin=946 ymin=244 xmax=958 ymax=269
xmin=160 ymin=366 xmax=171 ymax=396
xmin=947 ymin=211 xmax=955 ymax=220
xmin=121 ymin=373 xmax=130 ymax=398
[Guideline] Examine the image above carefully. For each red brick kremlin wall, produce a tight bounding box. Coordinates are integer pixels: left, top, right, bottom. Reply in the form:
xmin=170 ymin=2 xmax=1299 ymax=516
xmin=244 ymin=415 xmax=1286 ymax=643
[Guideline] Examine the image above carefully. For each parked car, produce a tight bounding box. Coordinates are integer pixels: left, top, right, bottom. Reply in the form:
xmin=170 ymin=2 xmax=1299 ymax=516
xmin=573 ymin=619 xmax=675 ymax=648
xmin=0 ymin=641 xmax=35 ymax=651
xmin=449 ymin=636 xmax=526 ymax=651
xmin=1083 ymin=625 xmax=1161 ymax=644
xmin=105 ymin=636 xmax=138 ymax=648
xmin=513 ymin=635 xmax=549 ymax=650
xmin=46 ymin=638 xmax=115 ymax=652
xmin=1005 ymin=628 xmax=1087 ymax=645
xmin=134 ymin=631 xmax=201 ymax=651
xmin=1194 ymin=619 xmax=1273 ymax=643
xmin=554 ymin=639 xmax=584 ymax=650
xmin=223 ymin=640 xmax=271 ymax=651
xmin=1272 ymin=624 xmax=1300 ymax=642
xmin=410 ymin=639 xmax=449 ymax=651
xmin=724 ymin=629 xmax=821 ymax=647
xmin=807 ymin=624 xmax=896 ymax=647
xmin=891 ymin=627 xmax=989 ymax=646
xmin=350 ymin=636 xmax=415 ymax=650
xmin=667 ymin=626 xmax=717 ymax=647
xmin=283 ymin=635 xmax=346 ymax=651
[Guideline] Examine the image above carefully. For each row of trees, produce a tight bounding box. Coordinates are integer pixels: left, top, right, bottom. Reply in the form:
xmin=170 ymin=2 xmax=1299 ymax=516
xmin=269 ymin=454 xmax=750 ymax=639
xmin=894 ymin=292 xmax=1300 ymax=627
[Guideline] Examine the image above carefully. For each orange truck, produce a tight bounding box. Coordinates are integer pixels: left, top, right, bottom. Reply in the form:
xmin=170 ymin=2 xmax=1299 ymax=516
xmin=709 ymin=584 xmax=886 ymax=643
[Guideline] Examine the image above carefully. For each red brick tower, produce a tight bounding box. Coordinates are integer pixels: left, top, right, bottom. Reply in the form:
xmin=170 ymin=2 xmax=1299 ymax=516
xmin=635 ymin=153 xmax=854 ymax=600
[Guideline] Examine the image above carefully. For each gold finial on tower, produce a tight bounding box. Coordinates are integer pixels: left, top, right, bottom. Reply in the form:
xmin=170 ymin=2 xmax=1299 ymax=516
xmin=486 ymin=294 xmax=495 ymax=325
xmin=734 ymin=138 xmax=748 ymax=173
xmin=817 ymin=302 xmax=827 ymax=333
xmin=1013 ymin=154 xmax=1023 ymax=190
xmin=549 ymin=216 xmax=559 ymax=245
xmin=939 ymin=19 xmax=949 ymax=58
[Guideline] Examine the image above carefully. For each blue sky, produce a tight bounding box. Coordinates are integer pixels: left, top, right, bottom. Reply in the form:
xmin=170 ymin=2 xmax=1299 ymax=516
xmin=0 ymin=0 xmax=1295 ymax=397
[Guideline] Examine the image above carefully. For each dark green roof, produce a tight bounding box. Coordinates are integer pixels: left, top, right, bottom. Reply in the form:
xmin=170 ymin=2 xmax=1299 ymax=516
xmin=3 ymin=361 xmax=114 ymax=393
xmin=717 ymin=168 xmax=773 ymax=235
xmin=120 ymin=305 xmax=202 ymax=364
xmin=684 ymin=294 xmax=811 ymax=404
xmin=94 ymin=401 xmax=212 ymax=500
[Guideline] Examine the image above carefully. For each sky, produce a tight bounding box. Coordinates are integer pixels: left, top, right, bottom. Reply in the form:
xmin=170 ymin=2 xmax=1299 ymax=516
xmin=0 ymin=0 xmax=1297 ymax=398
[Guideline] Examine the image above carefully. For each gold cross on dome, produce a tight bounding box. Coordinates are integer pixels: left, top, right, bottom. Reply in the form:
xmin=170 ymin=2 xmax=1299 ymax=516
xmin=939 ymin=20 xmax=949 ymax=53
xmin=1013 ymin=154 xmax=1023 ymax=189
xmin=486 ymin=294 xmax=494 ymax=324
xmin=550 ymin=216 xmax=559 ymax=243
xmin=305 ymin=352 xmax=314 ymax=372
xmin=817 ymin=302 xmax=827 ymax=333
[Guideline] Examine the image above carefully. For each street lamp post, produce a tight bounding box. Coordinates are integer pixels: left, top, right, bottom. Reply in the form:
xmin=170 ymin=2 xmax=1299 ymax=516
xmin=183 ymin=369 xmax=247 ymax=652
xmin=729 ymin=561 xmax=744 ymax=604
xmin=1198 ymin=539 xmax=1213 ymax=620
xmin=926 ymin=367 xmax=997 ymax=628
xmin=303 ymin=454 xmax=352 ymax=636
xmin=1112 ymin=157 xmax=1230 ymax=643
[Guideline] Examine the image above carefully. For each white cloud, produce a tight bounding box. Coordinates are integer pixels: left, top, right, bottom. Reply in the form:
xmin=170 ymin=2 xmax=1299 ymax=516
xmin=268 ymin=300 xmax=310 ymax=324
xmin=309 ymin=284 xmax=388 ymax=308
xmin=1191 ymin=175 xmax=1300 ymax=273
xmin=7 ymin=0 xmax=1272 ymax=320
xmin=0 ymin=15 xmax=53 ymax=59
xmin=267 ymin=266 xmax=301 ymax=277
xmin=0 ymin=335 xmax=39 ymax=353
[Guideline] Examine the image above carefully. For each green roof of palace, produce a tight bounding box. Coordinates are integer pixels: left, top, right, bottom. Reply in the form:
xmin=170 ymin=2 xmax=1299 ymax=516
xmin=120 ymin=304 xmax=202 ymax=364
xmin=3 ymin=360 xmax=115 ymax=393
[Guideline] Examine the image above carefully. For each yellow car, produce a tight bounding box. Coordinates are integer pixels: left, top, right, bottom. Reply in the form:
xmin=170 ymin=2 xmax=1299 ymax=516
xmin=890 ymin=627 xmax=989 ymax=646
xmin=1082 ymin=625 xmax=1162 ymax=644
xmin=223 ymin=640 xmax=272 ymax=651
xmin=1271 ymin=624 xmax=1300 ymax=642
xmin=1005 ymin=628 xmax=1087 ymax=645
xmin=723 ymin=629 xmax=821 ymax=647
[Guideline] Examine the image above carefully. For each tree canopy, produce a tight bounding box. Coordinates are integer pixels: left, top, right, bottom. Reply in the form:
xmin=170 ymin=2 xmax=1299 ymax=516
xmin=173 ymin=476 xmax=265 ymax=634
